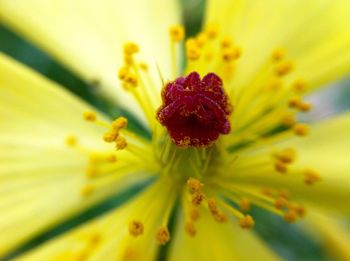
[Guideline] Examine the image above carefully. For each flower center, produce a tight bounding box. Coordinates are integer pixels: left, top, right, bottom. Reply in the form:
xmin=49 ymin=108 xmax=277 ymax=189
xmin=156 ymin=72 xmax=232 ymax=147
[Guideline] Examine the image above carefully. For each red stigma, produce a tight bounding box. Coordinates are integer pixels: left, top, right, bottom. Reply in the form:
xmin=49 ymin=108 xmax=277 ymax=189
xmin=156 ymin=72 xmax=232 ymax=147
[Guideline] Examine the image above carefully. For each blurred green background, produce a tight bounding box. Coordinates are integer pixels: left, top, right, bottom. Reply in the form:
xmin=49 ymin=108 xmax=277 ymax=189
xmin=0 ymin=0 xmax=349 ymax=260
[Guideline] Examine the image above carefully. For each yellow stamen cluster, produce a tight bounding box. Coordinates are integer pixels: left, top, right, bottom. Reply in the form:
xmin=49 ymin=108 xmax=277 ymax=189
xmin=259 ymin=187 xmax=307 ymax=223
xmin=207 ymin=198 xmax=228 ymax=223
xmin=118 ymin=42 xmax=140 ymax=89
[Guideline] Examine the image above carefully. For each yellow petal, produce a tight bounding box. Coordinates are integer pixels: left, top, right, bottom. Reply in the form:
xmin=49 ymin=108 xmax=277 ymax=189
xmin=303 ymin=210 xmax=350 ymax=261
xmin=168 ymin=208 xmax=280 ymax=261
xmin=0 ymin=52 xmax=150 ymax=256
xmin=206 ymin=0 xmax=350 ymax=91
xmin=231 ymin=113 xmax=350 ymax=214
xmin=16 ymin=178 xmax=177 ymax=261
xmin=0 ymin=0 xmax=180 ymax=123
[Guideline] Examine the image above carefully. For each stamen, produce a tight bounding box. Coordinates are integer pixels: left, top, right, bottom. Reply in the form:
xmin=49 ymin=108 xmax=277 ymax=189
xmin=123 ymin=42 xmax=139 ymax=56
xmin=65 ymin=135 xmax=77 ymax=147
xmin=239 ymin=215 xmax=255 ymax=229
xmin=187 ymin=177 xmax=203 ymax=193
xmin=283 ymin=210 xmax=298 ymax=223
xmin=155 ymin=227 xmax=170 ymax=245
xmin=304 ymin=169 xmax=321 ymax=185
xmin=271 ymin=48 xmax=286 ymax=62
xmin=186 ymin=39 xmax=201 ymax=61
xmin=274 ymin=161 xmax=288 ymax=174
xmin=274 ymin=197 xmax=289 ymax=209
xmin=275 ymin=61 xmax=294 ymax=77
xmin=129 ymin=221 xmax=144 ymax=237
xmin=83 ymin=111 xmax=97 ymax=122
xmin=293 ymin=123 xmax=309 ymax=136
xmin=239 ymin=198 xmax=251 ymax=212
xmin=185 ymin=221 xmax=197 ymax=237
xmin=115 ymin=137 xmax=128 ymax=150
xmin=169 ymin=25 xmax=185 ymax=42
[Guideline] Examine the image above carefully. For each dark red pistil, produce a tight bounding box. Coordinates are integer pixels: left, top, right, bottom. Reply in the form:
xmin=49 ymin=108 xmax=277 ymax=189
xmin=156 ymin=72 xmax=232 ymax=147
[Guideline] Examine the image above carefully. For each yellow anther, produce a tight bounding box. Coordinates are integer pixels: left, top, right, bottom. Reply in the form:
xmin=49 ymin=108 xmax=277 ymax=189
xmin=275 ymin=61 xmax=294 ymax=77
xmin=185 ymin=222 xmax=196 ymax=237
xmin=123 ymin=42 xmax=139 ymax=56
xmin=279 ymin=189 xmax=290 ymax=199
xmin=83 ymin=111 xmax=97 ymax=122
xmin=275 ymin=197 xmax=288 ymax=209
xmin=124 ymin=55 xmax=133 ymax=66
xmin=65 ymin=135 xmax=77 ymax=147
xmin=294 ymin=205 xmax=307 ymax=217
xmin=261 ymin=187 xmax=273 ymax=197
xmin=206 ymin=24 xmax=219 ymax=39
xmin=106 ymin=154 xmax=117 ymax=163
xmin=293 ymin=123 xmax=309 ymax=136
xmin=124 ymin=73 xmax=138 ymax=87
xmin=169 ymin=25 xmax=185 ymax=42
xmin=263 ymin=78 xmax=282 ymax=91
xmin=221 ymin=37 xmax=233 ymax=48
xmin=292 ymin=79 xmax=307 ymax=93
xmin=195 ymin=32 xmax=207 ymax=48
xmin=87 ymin=233 xmax=102 ymax=245
xmin=276 ymin=148 xmax=296 ymax=164
xmin=297 ymin=101 xmax=312 ymax=112
xmin=155 ymin=227 xmax=170 ymax=245
xmin=288 ymin=95 xmax=301 ymax=108
xmin=222 ymin=46 xmax=241 ymax=62
xmin=103 ymin=131 xmax=118 ymax=143
xmin=239 ymin=198 xmax=251 ymax=212
xmin=274 ymin=161 xmax=288 ymax=174
xmin=205 ymin=51 xmax=214 ymax=61
xmin=86 ymin=167 xmax=98 ymax=178
xmin=129 ymin=221 xmax=144 ymax=237
xmin=213 ymin=212 xmax=228 ymax=223
xmin=187 ymin=177 xmax=203 ymax=194
xmin=271 ymin=48 xmax=286 ymax=62
xmin=112 ymin=117 xmax=128 ymax=130
xmin=239 ymin=215 xmax=255 ymax=229
xmin=139 ymin=62 xmax=149 ymax=71
xmin=192 ymin=192 xmax=205 ymax=205
xmin=80 ymin=185 xmax=94 ymax=196
xmin=304 ymin=169 xmax=321 ymax=185
xmin=207 ymin=198 xmax=218 ymax=214
xmin=189 ymin=207 xmax=200 ymax=221
xmin=118 ymin=66 xmax=129 ymax=80
xmin=284 ymin=210 xmax=298 ymax=223
xmin=115 ymin=136 xmax=127 ymax=150
xmin=281 ymin=113 xmax=296 ymax=127
xmin=186 ymin=39 xmax=201 ymax=60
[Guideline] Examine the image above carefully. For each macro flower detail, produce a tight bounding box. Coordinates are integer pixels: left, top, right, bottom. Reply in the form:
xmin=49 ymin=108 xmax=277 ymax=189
xmin=1 ymin=0 xmax=350 ymax=260
xmin=157 ymin=72 xmax=232 ymax=147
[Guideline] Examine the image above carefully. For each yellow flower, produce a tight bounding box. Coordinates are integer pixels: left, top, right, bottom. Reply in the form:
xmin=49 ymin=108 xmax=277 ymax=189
xmin=1 ymin=0 xmax=350 ymax=260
